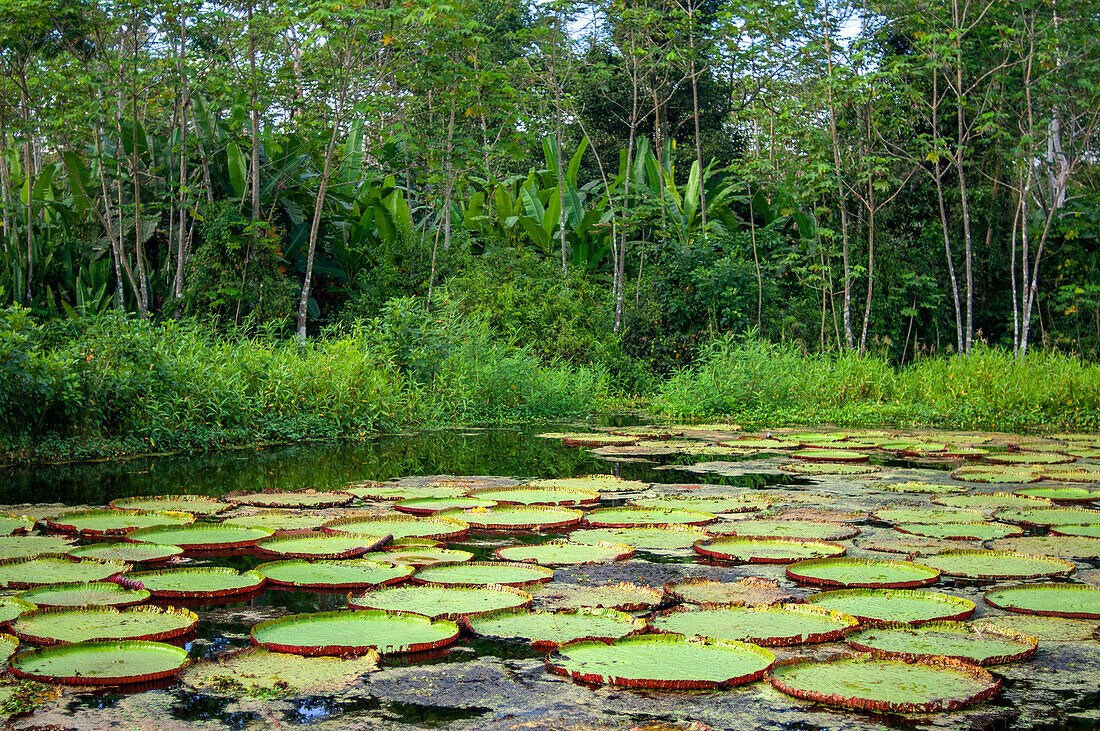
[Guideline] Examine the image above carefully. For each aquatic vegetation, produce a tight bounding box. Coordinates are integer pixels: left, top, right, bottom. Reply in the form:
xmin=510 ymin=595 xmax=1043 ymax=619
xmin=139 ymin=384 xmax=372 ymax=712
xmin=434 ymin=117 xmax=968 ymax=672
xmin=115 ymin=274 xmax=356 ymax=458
xmin=807 ymin=588 xmax=976 ymax=624
xmin=785 ymin=558 xmax=941 ymax=588
xmin=66 ymin=542 xmax=183 ymax=563
xmin=181 ymin=647 xmax=380 ymax=696
xmin=348 ymin=584 xmax=532 ymax=620
xmin=466 ymin=607 xmax=645 ymax=648
xmin=223 ymin=512 xmax=330 ymax=532
xmin=411 ymin=561 xmax=553 ymax=588
xmin=651 ymin=604 xmax=858 ymax=646
xmin=529 ymin=582 xmax=663 ymax=611
xmin=18 ymin=582 xmax=150 ymax=608
xmin=121 ymin=567 xmax=265 ymax=598
xmin=468 ymin=486 xmax=599 ymax=506
xmin=582 ymin=506 xmax=716 ymax=527
xmin=436 ymin=506 xmax=582 ymax=531
xmin=226 ymin=490 xmax=355 ymax=508
xmin=324 ymin=514 xmax=469 ymax=541
xmin=919 ymin=550 xmax=1075 ymax=580
xmin=256 ymin=533 xmax=389 ymax=559
xmin=494 ymin=540 xmax=633 ymax=565
xmin=0 ymin=556 xmax=129 ymax=589
xmin=844 ymin=621 xmax=1037 ymax=665
xmin=663 ymin=577 xmax=799 ymax=607
xmin=109 ymin=495 xmax=232 ymax=515
xmin=983 ymin=583 xmax=1100 ymax=619
xmin=251 ymin=609 xmax=460 ymax=656
xmin=569 ymin=525 xmax=709 ymax=550
xmin=893 ymin=521 xmax=1023 ymax=540
xmin=10 ymin=606 xmax=198 ymax=645
xmin=125 ymin=524 xmax=275 ymax=550
xmin=694 ymin=536 xmax=847 ymax=563
xmin=10 ymin=641 xmax=189 ymax=685
xmin=709 ymin=518 xmax=859 ymax=541
xmin=253 ymin=559 xmax=414 ymax=589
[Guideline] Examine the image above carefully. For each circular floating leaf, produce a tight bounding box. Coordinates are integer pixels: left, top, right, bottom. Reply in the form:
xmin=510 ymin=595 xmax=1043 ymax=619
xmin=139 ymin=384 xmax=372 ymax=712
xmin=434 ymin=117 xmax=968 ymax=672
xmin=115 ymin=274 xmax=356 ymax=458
xmin=256 ymin=533 xmax=389 ymax=560
xmin=530 ymin=582 xmax=662 ymax=611
xmin=776 ymin=507 xmax=866 ymax=522
xmin=883 ymin=481 xmax=967 ymax=494
xmin=874 ymin=507 xmax=984 ymax=524
xmin=254 ymin=560 xmax=413 ymax=590
xmin=951 ymin=465 xmax=1042 ymax=484
xmin=468 ymin=487 xmax=599 ymax=506
xmin=609 ymin=427 xmax=679 ymax=438
xmin=126 ymin=524 xmax=274 ymax=550
xmin=1014 ymin=486 xmax=1100 ymax=502
xmin=768 ymin=653 xmax=1000 ymax=713
xmin=664 ymin=577 xmax=798 ymax=607
xmin=394 ymin=497 xmax=497 ymax=515
xmin=122 ymin=567 xmax=264 ymax=598
xmin=346 ymin=485 xmax=466 ymax=501
xmin=412 ymin=561 xmax=553 ymax=588
xmin=900 ymin=443 xmax=951 ymax=457
xmin=695 ymin=536 xmax=847 ymax=564
xmin=710 ymin=519 xmax=859 ymax=541
xmin=845 ymin=621 xmax=1037 ymax=665
xmin=972 ymin=614 xmax=1100 ymax=642
xmin=993 ymin=506 xmax=1100 ymax=526
xmin=629 ymin=494 xmax=770 ymax=514
xmin=582 ymin=506 xmax=716 ymax=528
xmin=437 ymin=506 xmax=582 ymax=531
xmin=46 ymin=509 xmax=194 ymax=537
xmin=940 ymin=446 xmax=991 ymax=458
xmin=987 ymin=534 xmax=1100 ymax=559
xmin=894 ymin=522 xmax=1023 ymax=540
xmin=859 ymin=536 xmax=958 ymax=556
xmin=324 ymin=515 xmax=469 ymax=541
xmin=360 ymin=547 xmax=474 ymax=568
xmin=10 ymin=640 xmax=189 ymax=685
xmin=227 ymin=490 xmax=354 ymax=508
xmin=0 ymin=633 xmax=17 ymax=663
xmin=0 ymin=536 xmax=77 ymax=561
xmin=786 ymin=558 xmax=940 ymax=589
xmin=526 ymin=476 xmax=650 ymax=493
xmin=919 ymin=550 xmax=1075 ymax=580
xmin=494 ymin=540 xmax=633 ymax=565
xmin=720 ymin=438 xmax=800 ymax=449
xmin=0 ymin=514 xmax=34 ymax=535
xmin=548 ymin=634 xmax=775 ymax=689
xmin=984 ymin=583 xmax=1100 ymax=619
xmin=19 ymin=582 xmax=150 ymax=608
xmin=652 ymin=604 xmax=857 ymax=646
xmin=1052 ymin=524 xmax=1100 ymax=539
xmin=110 ymin=495 xmax=232 ymax=515
xmin=67 ymin=542 xmax=183 ymax=564
xmin=933 ymin=493 xmax=1053 ymax=510
xmin=0 ymin=556 xmax=129 ymax=589
xmin=549 ymin=433 xmax=639 ymax=447
xmin=467 ymin=607 xmax=645 ymax=648
xmin=0 ymin=596 xmax=35 ymax=627
xmin=570 ymin=525 xmax=709 ymax=551
xmin=224 ymin=512 xmax=330 ymax=533
xmin=181 ymin=646 xmax=379 ymax=696
xmin=985 ymin=451 xmax=1074 ymax=465
xmin=11 ymin=605 xmax=198 ymax=645
xmin=807 ymin=588 xmax=975 ymax=624
xmin=792 ymin=450 xmax=870 ymax=462
xmin=348 ymin=584 xmax=531 ymax=620
xmin=251 ymin=609 xmax=459 ymax=656
xmin=778 ymin=462 xmax=881 ymax=475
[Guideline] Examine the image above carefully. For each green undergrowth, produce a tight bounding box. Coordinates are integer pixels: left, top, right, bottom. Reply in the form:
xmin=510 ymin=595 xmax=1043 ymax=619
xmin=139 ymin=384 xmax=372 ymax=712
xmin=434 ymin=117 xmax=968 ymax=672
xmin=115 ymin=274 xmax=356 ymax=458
xmin=651 ymin=335 xmax=1100 ymax=431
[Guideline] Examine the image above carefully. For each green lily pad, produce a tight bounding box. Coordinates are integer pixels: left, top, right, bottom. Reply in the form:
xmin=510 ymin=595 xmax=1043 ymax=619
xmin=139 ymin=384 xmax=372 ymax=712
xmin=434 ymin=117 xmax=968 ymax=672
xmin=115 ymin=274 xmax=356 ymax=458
xmin=46 ymin=510 xmax=194 ymax=537
xmin=986 ymin=534 xmax=1100 ymax=559
xmin=0 ymin=633 xmax=17 ymax=663
xmin=778 ymin=462 xmax=881 ymax=475
xmin=807 ymin=588 xmax=976 ymax=624
xmin=256 ymin=533 xmax=389 ymax=559
xmin=918 ymin=550 xmax=1075 ymax=580
xmin=11 ymin=605 xmax=198 ymax=645
xmin=412 ymin=561 xmax=553 ymax=588
xmin=67 ymin=542 xmax=183 ymax=564
xmin=10 ymin=640 xmax=190 ymax=685
xmin=223 ymin=512 xmax=330 ymax=532
xmin=951 ymin=466 xmax=1043 ymax=484
xmin=0 ymin=556 xmax=129 ymax=589
xmin=994 ymin=505 xmax=1100 ymax=526
xmin=347 ymin=584 xmax=531 ymax=620
xmin=894 ymin=522 xmax=1022 ymax=540
xmin=467 ymin=607 xmax=645 ymax=648
xmin=529 ymin=582 xmax=663 ymax=611
xmin=126 ymin=524 xmax=275 ymax=550
xmin=494 ymin=540 xmax=633 ymax=565
xmin=227 ymin=490 xmax=354 ymax=508
xmin=940 ymin=447 xmax=991 ymax=458
xmin=467 ymin=487 xmax=600 ymax=506
xmin=324 ymin=515 xmax=469 ymax=541
xmin=122 ymin=567 xmax=265 ymax=598
xmin=251 ymin=609 xmax=460 ymax=656
xmin=0 ymin=596 xmax=35 ymax=626
xmin=360 ymin=547 xmax=474 ymax=568
xmin=109 ymin=495 xmax=233 ymax=515
xmin=345 ymin=485 xmax=467 ymax=501
xmin=254 ymin=560 xmax=413 ymax=589
xmin=883 ymin=481 xmax=968 ymax=494
xmin=857 ymin=536 xmax=959 ymax=556
xmin=768 ymin=653 xmax=1000 ymax=712
xmin=1052 ymin=524 xmax=1100 ymax=538
xmin=874 ymin=507 xmax=984 ymax=524
xmin=548 ymin=634 xmax=775 ymax=689
xmin=933 ymin=493 xmax=1053 ymax=510
xmin=525 ymin=476 xmax=650 ymax=493
xmin=709 ymin=519 xmax=859 ymax=541
xmin=785 ymin=558 xmax=940 ymax=588
xmin=548 ymin=433 xmax=640 ymax=447
xmin=718 ymin=438 xmax=800 ymax=449
xmin=663 ymin=576 xmax=798 ymax=607
xmin=1014 ymin=486 xmax=1100 ymax=502
xmin=0 ymin=514 xmax=34 ymax=535
xmin=695 ymin=536 xmax=846 ymax=564
xmin=437 ymin=506 xmax=582 ymax=531
xmin=582 ymin=506 xmax=716 ymax=528
xmin=18 ymin=582 xmax=150 ymax=608
xmin=652 ymin=604 xmax=857 ymax=646
xmin=899 ymin=443 xmax=951 ymax=456
xmin=792 ymin=450 xmax=870 ymax=462
xmin=394 ymin=497 xmax=498 ymax=515
xmin=0 ymin=536 xmax=79 ymax=561
xmin=845 ymin=621 xmax=1037 ymax=665
xmin=181 ymin=647 xmax=380 ymax=696
xmin=570 ymin=525 xmax=710 ymax=551
xmin=983 ymin=583 xmax=1100 ymax=619
xmin=971 ymin=614 xmax=1100 ymax=642
xmin=985 ymin=452 xmax=1074 ymax=465
xmin=629 ymin=494 xmax=770 ymax=514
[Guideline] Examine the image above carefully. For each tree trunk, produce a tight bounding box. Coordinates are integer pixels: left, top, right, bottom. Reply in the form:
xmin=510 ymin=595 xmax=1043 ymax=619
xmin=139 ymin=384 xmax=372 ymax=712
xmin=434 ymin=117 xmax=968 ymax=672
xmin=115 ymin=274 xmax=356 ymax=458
xmin=296 ymin=122 xmax=341 ymax=340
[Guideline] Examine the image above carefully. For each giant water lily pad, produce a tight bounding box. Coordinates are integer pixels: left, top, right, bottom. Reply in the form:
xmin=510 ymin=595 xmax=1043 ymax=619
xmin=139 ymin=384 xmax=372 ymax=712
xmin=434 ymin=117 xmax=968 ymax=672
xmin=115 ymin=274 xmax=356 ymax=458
xmin=468 ymin=487 xmax=599 ymax=506
xmin=582 ymin=506 xmax=716 ymax=528
xmin=971 ymin=614 xmax=1100 ymax=642
xmin=0 ymin=633 xmax=17 ymax=663
xmin=874 ymin=507 xmax=984 ymax=524
xmin=1044 ymin=467 xmax=1100 ymax=482
xmin=394 ymin=497 xmax=497 ymax=515
xmin=46 ymin=509 xmax=194 ymax=537
xmin=110 ymin=495 xmax=233 ymax=515
xmin=792 ymin=449 xmax=870 ymax=462
xmin=0 ymin=596 xmax=35 ymax=627
xmin=768 ymin=653 xmax=1000 ymax=712
xmin=126 ymin=524 xmax=274 ymax=550
xmin=845 ymin=621 xmax=1037 ymax=665
xmin=629 ymin=494 xmax=770 ymax=514
xmin=181 ymin=646 xmax=380 ymax=696
xmin=857 ymin=536 xmax=958 ymax=556
xmin=526 ymin=476 xmax=650 ymax=493
xmin=883 ymin=481 xmax=967 ymax=494
xmin=664 ymin=577 xmax=799 ymax=607
xmin=983 ymin=583 xmax=1100 ymax=619
xmin=19 ymin=582 xmax=150 ymax=608
xmin=11 ymin=640 xmax=189 ymax=685
xmin=1052 ymin=524 xmax=1100 ymax=539
xmin=0 ymin=514 xmax=34 ymax=535
xmin=807 ymin=589 xmax=975 ymax=624
xmin=710 ymin=519 xmax=859 ymax=541
xmin=227 ymin=490 xmax=354 ymax=508
xmin=256 ymin=533 xmax=389 ymax=559
xmin=254 ymin=560 xmax=413 ymax=589
xmin=993 ymin=506 xmax=1100 ymax=526
xmin=11 ymin=605 xmax=198 ymax=645
xmin=933 ymin=493 xmax=1053 ymax=510
xmin=251 ymin=609 xmax=459 ymax=655
xmin=919 ymin=550 xmax=1075 ymax=580
xmin=437 ymin=506 xmax=582 ymax=531
xmin=786 ymin=558 xmax=940 ymax=588
xmin=467 ymin=607 xmax=645 ymax=648
xmin=570 ymin=525 xmax=709 ymax=551
xmin=349 ymin=584 xmax=531 ymax=619
xmin=985 ymin=451 xmax=1074 ymax=465
xmin=720 ymin=438 xmax=800 ymax=449
xmin=951 ymin=466 xmax=1042 ymax=484
xmin=67 ymin=542 xmax=183 ymax=564
xmin=324 ymin=515 xmax=469 ymax=541
xmin=224 ymin=512 xmax=330 ymax=533
xmin=345 ymin=485 xmax=466 ymax=501
xmin=987 ymin=534 xmax=1100 ymax=559
xmin=778 ymin=462 xmax=881 ymax=475
xmin=530 ymin=582 xmax=663 ymax=611
xmin=361 ymin=547 xmax=474 ymax=568
xmin=412 ymin=561 xmax=553 ymax=588
xmin=548 ymin=433 xmax=639 ymax=447
xmin=894 ymin=522 xmax=1022 ymax=540
xmin=1014 ymin=486 xmax=1100 ymax=502
xmin=0 ymin=556 xmax=129 ymax=589
xmin=695 ymin=536 xmax=846 ymax=564
xmin=548 ymin=634 xmax=775 ymax=689
xmin=494 ymin=540 xmax=633 ymax=565
xmin=122 ymin=567 xmax=265 ymax=598
xmin=0 ymin=536 xmax=77 ymax=561
xmin=652 ymin=604 xmax=857 ymax=646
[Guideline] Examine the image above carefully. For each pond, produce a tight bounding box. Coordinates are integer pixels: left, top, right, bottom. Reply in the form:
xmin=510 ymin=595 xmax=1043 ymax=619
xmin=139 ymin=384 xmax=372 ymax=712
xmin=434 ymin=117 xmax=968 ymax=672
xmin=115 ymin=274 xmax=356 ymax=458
xmin=0 ymin=423 xmax=1098 ymax=730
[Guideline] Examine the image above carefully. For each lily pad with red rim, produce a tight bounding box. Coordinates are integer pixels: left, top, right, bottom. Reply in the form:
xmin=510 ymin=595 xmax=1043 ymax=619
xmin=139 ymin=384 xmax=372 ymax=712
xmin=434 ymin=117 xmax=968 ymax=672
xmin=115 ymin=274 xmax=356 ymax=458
xmin=126 ymin=524 xmax=274 ymax=551
xmin=109 ymin=495 xmax=233 ymax=515
xmin=45 ymin=509 xmax=194 ymax=537
xmin=894 ymin=522 xmax=1022 ymax=540
xmin=529 ymin=582 xmax=662 ymax=611
xmin=223 ymin=512 xmax=330 ymax=533
xmin=547 ymin=634 xmax=776 ymax=689
xmin=651 ymin=603 xmax=857 ymax=646
xmin=411 ymin=561 xmax=553 ymax=588
xmin=874 ymin=507 xmax=984 ymax=524
xmin=695 ymin=536 xmax=847 ymax=564
xmin=324 ymin=515 xmax=469 ymax=541
xmin=986 ymin=534 xmax=1100 ymax=559
xmin=436 ymin=506 xmax=582 ymax=532
xmin=0 ymin=633 xmax=17 ymax=662
xmin=806 ymin=588 xmax=976 ymax=624
xmin=10 ymin=639 xmax=190 ymax=685
xmin=971 ymin=614 xmax=1100 ymax=642
xmin=0 ymin=536 xmax=77 ymax=561
xmin=983 ymin=583 xmax=1100 ymax=619
xmin=857 ymin=536 xmax=959 ymax=556
xmin=525 ymin=476 xmax=650 ymax=493
xmin=792 ymin=450 xmax=870 ymax=463
xmin=1044 ymin=467 xmax=1100 ymax=482
xmin=767 ymin=652 xmax=1001 ymax=713
xmin=347 ymin=584 xmax=531 ymax=620
xmin=785 ymin=558 xmax=940 ymax=588
xmin=1051 ymin=524 xmax=1100 ymax=539
xmin=0 ymin=596 xmax=35 ymax=627
xmin=180 ymin=646 xmax=380 ymax=696
xmin=778 ymin=462 xmax=881 ymax=476
xmin=467 ymin=487 xmax=599 ymax=506
xmin=883 ymin=481 xmax=967 ymax=494
xmin=11 ymin=605 xmax=198 ymax=645
xmin=951 ymin=466 xmax=1043 ymax=484
xmin=394 ymin=497 xmax=498 ymax=515
xmin=494 ymin=540 xmax=633 ymax=565
xmin=993 ymin=506 xmax=1100 ymax=526
xmin=226 ymin=490 xmax=355 ymax=508
xmin=918 ymin=549 xmax=1075 ymax=580
xmin=663 ymin=577 xmax=799 ymax=607
xmin=0 ymin=514 xmax=34 ymax=535
xmin=708 ymin=519 xmax=859 ymax=541
xmin=985 ymin=452 xmax=1074 ymax=465
xmin=345 ymin=485 xmax=467 ymax=501
xmin=254 ymin=559 xmax=413 ymax=590
xmin=1014 ymin=486 xmax=1100 ymax=503
xmin=845 ymin=620 xmax=1037 ymax=665
xmin=18 ymin=582 xmax=150 ymax=608
xmin=0 ymin=555 xmax=130 ymax=589
xmin=933 ymin=493 xmax=1053 ymax=510
xmin=466 ymin=606 xmax=645 ymax=648
xmin=67 ymin=542 xmax=184 ymax=564
xmin=570 ymin=525 xmax=710 ymax=551
xmin=360 ymin=547 xmax=474 ymax=568
xmin=251 ymin=609 xmax=460 ymax=656
xmin=121 ymin=567 xmax=265 ymax=599
xmin=256 ymin=532 xmax=390 ymax=559
xmin=628 ymin=494 xmax=770 ymax=514
xmin=582 ymin=506 xmax=716 ymax=528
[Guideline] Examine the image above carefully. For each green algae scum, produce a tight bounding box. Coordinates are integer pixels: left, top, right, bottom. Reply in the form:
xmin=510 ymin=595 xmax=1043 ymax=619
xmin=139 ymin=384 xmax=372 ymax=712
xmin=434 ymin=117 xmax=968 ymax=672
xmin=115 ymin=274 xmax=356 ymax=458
xmin=0 ymin=424 xmax=1098 ymax=728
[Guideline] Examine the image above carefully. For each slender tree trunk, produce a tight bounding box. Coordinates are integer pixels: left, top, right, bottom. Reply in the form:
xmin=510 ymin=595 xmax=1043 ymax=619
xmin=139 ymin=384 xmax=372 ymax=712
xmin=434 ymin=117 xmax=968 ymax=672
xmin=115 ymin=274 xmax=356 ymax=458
xmin=249 ymin=2 xmax=261 ymax=226
xmin=859 ymin=189 xmax=875 ymax=354
xmin=296 ymin=121 xmax=342 ymax=340
xmin=823 ymin=9 xmax=853 ymax=348
xmin=933 ymin=160 xmax=964 ymax=353
xmin=688 ymin=2 xmax=706 ymax=228
xmin=955 ymin=55 xmax=974 ymax=354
